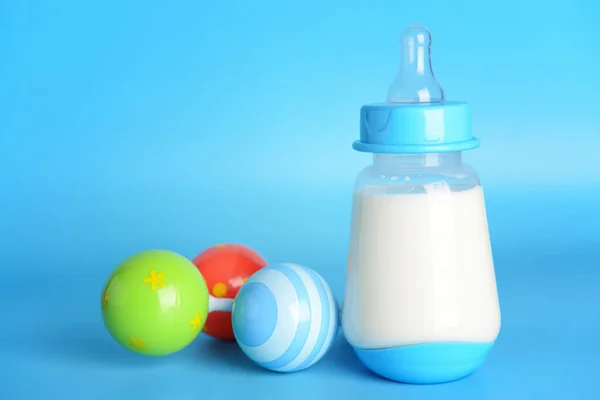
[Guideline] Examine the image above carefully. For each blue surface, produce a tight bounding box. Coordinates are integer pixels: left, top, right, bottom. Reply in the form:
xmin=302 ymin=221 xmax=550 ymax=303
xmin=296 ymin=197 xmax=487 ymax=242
xmin=354 ymin=342 xmax=495 ymax=384
xmin=1 ymin=0 xmax=600 ymax=399
xmin=356 ymin=102 xmax=478 ymax=154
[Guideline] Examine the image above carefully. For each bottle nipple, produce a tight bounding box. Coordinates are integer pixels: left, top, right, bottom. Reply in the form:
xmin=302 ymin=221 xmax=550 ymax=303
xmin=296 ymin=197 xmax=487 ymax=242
xmin=386 ymin=25 xmax=445 ymax=104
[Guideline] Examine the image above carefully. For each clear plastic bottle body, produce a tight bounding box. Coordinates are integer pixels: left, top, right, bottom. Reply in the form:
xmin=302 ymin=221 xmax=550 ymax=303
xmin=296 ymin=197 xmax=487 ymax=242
xmin=342 ymin=152 xmax=501 ymax=352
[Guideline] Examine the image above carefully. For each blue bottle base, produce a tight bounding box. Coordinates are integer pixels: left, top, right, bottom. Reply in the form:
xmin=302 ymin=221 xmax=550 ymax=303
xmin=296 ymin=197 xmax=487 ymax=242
xmin=353 ymin=342 xmax=495 ymax=384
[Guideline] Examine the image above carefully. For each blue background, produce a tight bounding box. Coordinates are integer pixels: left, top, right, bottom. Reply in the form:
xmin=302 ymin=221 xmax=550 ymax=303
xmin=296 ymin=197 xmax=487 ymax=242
xmin=1 ymin=0 xmax=599 ymax=398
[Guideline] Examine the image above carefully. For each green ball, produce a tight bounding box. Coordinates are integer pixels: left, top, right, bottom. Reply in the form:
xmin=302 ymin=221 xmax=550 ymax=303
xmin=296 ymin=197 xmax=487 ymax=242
xmin=101 ymin=249 xmax=209 ymax=356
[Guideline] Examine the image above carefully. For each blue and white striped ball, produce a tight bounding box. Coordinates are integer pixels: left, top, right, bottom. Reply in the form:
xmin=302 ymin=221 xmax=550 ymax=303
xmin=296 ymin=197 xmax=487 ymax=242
xmin=231 ymin=263 xmax=339 ymax=373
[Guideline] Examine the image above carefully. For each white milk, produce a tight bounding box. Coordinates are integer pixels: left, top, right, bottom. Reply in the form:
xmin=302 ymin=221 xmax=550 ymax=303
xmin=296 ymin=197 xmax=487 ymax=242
xmin=342 ymin=184 xmax=501 ymax=349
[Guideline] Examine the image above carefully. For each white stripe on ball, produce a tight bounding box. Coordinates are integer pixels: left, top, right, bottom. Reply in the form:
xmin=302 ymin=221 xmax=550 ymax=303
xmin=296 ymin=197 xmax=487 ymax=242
xmin=309 ymin=272 xmax=337 ymax=367
xmin=275 ymin=263 xmax=323 ymax=372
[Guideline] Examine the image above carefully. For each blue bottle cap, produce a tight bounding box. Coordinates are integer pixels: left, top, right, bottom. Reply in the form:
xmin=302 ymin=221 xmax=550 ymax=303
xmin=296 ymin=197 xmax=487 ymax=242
xmin=354 ymin=25 xmax=479 ymax=154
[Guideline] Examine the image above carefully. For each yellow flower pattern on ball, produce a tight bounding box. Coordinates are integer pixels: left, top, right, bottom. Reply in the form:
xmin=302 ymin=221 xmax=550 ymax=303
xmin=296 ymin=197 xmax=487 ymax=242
xmin=129 ymin=337 xmax=147 ymax=351
xmin=189 ymin=312 xmax=204 ymax=332
xmin=143 ymin=269 xmax=166 ymax=290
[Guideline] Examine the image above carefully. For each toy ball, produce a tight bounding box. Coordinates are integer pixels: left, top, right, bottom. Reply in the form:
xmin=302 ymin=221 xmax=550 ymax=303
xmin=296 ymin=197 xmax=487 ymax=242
xmin=192 ymin=243 xmax=267 ymax=340
xmin=101 ymin=249 xmax=209 ymax=356
xmin=232 ymin=263 xmax=339 ymax=373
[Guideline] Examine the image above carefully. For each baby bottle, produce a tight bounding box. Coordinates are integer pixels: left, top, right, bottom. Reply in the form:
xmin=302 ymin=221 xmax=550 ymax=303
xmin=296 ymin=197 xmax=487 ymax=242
xmin=342 ymin=25 xmax=501 ymax=384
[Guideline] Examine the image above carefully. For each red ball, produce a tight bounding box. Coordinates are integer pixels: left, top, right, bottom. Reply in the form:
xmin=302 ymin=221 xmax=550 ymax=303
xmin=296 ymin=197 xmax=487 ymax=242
xmin=192 ymin=244 xmax=267 ymax=340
